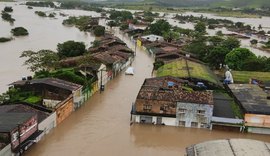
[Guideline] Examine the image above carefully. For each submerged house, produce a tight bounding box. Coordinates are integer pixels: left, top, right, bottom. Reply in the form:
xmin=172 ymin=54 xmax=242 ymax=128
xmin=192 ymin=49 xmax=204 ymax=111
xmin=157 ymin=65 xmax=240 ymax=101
xmin=0 ymin=113 xmax=39 ymax=155
xmin=228 ymin=84 xmax=270 ymax=134
xmin=131 ymin=76 xmax=214 ymax=129
xmin=10 ymin=78 xmax=83 ymax=124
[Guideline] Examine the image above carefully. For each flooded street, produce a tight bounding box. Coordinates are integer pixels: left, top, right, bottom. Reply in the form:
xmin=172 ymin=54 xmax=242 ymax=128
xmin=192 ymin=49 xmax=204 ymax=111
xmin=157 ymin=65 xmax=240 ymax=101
xmin=26 ymin=30 xmax=270 ymax=156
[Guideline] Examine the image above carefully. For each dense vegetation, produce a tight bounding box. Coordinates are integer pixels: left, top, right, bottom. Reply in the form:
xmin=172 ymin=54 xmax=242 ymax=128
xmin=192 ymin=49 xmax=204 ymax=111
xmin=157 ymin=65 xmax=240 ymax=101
xmin=0 ymin=37 xmax=12 ymax=43
xmin=62 ymin=16 xmax=97 ymax=31
xmin=57 ymin=41 xmax=86 ymax=58
xmin=26 ymin=1 xmax=55 ymax=8
xmin=3 ymin=6 xmax=13 ymax=12
xmin=11 ymin=27 xmax=29 ymax=36
xmin=1 ymin=11 xmax=15 ymax=23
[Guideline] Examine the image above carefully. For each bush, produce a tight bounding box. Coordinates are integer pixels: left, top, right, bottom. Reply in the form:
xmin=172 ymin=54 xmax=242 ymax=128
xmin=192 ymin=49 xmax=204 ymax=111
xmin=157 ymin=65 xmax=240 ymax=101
xmin=0 ymin=37 xmax=12 ymax=42
xmin=93 ymin=25 xmax=105 ymax=37
xmin=35 ymin=11 xmax=46 ymax=17
xmin=57 ymin=41 xmax=86 ymax=58
xmin=1 ymin=11 xmax=15 ymax=23
xmin=4 ymin=7 xmax=13 ymax=12
xmin=11 ymin=27 xmax=29 ymax=36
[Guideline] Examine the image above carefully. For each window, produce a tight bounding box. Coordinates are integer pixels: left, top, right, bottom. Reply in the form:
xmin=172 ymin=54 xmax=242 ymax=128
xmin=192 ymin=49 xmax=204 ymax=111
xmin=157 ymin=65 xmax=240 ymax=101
xmin=200 ymin=123 xmax=207 ymax=128
xmin=178 ymin=108 xmax=186 ymax=114
xmin=191 ymin=122 xmax=198 ymax=128
xmin=160 ymin=104 xmax=169 ymax=111
xmin=179 ymin=121 xmax=185 ymax=127
xmin=197 ymin=110 xmax=206 ymax=115
xmin=143 ymin=104 xmax=152 ymax=112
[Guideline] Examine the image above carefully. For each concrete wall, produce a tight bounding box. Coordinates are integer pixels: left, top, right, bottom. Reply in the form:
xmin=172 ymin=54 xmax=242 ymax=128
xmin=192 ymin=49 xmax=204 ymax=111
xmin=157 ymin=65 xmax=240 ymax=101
xmin=245 ymin=114 xmax=270 ymax=128
xmin=176 ymin=102 xmax=213 ymax=129
xmin=248 ymin=127 xmax=270 ymax=135
xmin=56 ymin=96 xmax=73 ymax=125
xmin=132 ymin=115 xmax=176 ymax=126
xmin=0 ymin=144 xmax=12 ymax=156
xmin=38 ymin=112 xmax=56 ymax=135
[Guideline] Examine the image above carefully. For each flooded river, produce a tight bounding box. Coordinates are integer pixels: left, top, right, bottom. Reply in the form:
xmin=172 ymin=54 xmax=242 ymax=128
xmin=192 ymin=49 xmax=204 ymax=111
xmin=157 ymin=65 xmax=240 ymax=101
xmin=0 ymin=2 xmax=270 ymax=156
xmin=0 ymin=2 xmax=98 ymax=93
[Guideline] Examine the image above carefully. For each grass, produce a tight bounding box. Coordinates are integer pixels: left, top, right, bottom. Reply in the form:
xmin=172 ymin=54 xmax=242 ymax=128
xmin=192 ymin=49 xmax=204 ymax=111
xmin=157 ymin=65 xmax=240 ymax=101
xmin=157 ymin=59 xmax=219 ymax=84
xmin=157 ymin=59 xmax=189 ymax=78
xmin=24 ymin=96 xmax=42 ymax=104
xmin=230 ymin=101 xmax=244 ymax=119
xmin=232 ymin=70 xmax=270 ymax=83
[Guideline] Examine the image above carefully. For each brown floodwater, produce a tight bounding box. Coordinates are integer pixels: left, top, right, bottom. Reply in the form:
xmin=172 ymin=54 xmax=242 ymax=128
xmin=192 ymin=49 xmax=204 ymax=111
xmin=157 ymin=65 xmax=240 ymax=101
xmin=25 ymin=29 xmax=270 ymax=156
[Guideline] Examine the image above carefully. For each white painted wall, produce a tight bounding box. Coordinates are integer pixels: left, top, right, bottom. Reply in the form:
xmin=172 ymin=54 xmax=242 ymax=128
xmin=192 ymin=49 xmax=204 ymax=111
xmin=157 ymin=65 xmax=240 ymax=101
xmin=132 ymin=115 xmax=176 ymax=126
xmin=38 ymin=112 xmax=56 ymax=135
xmin=161 ymin=117 xmax=176 ymax=126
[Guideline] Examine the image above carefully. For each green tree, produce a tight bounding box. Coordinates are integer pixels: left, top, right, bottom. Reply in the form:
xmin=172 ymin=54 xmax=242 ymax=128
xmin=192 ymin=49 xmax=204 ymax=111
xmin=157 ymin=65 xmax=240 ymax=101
xmin=163 ymin=30 xmax=179 ymax=42
xmin=250 ymin=39 xmax=258 ymax=45
xmin=57 ymin=41 xmax=86 ymax=58
xmin=91 ymin=40 xmax=101 ymax=48
xmin=149 ymin=19 xmax=171 ymax=36
xmin=225 ymin=48 xmax=257 ymax=70
xmin=194 ymin=22 xmax=206 ymax=34
xmin=93 ymin=25 xmax=105 ymax=37
xmin=4 ymin=7 xmax=13 ymax=12
xmin=120 ymin=24 xmax=129 ymax=30
xmin=208 ymin=36 xmax=224 ymax=46
xmin=11 ymin=27 xmax=29 ymax=36
xmin=107 ymin=20 xmax=118 ymax=28
xmin=1 ymin=11 xmax=15 ymax=23
xmin=205 ymin=46 xmax=230 ymax=69
xmin=20 ymin=50 xmax=59 ymax=72
xmin=221 ymin=37 xmax=240 ymax=51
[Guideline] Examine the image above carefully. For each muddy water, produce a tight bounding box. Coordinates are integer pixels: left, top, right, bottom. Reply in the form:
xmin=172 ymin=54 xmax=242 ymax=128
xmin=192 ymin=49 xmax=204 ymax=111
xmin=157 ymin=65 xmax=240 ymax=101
xmin=26 ymin=29 xmax=270 ymax=156
xmin=0 ymin=2 xmax=98 ymax=93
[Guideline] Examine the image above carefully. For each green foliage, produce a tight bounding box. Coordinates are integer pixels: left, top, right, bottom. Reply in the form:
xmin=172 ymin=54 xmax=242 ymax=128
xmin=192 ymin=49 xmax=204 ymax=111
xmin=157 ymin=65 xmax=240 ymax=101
xmin=48 ymin=13 xmax=55 ymax=18
xmin=194 ymin=22 xmax=206 ymax=34
xmin=163 ymin=30 xmax=179 ymax=42
xmin=26 ymin=1 xmax=55 ymax=7
xmin=6 ymin=88 xmax=38 ymax=103
xmin=24 ymin=96 xmax=42 ymax=104
xmin=63 ymin=16 xmax=97 ymax=31
xmin=250 ymin=39 xmax=258 ymax=45
xmin=4 ymin=6 xmax=13 ymax=12
xmin=57 ymin=41 xmax=86 ymax=58
xmin=230 ymin=101 xmax=243 ymax=119
xmin=153 ymin=61 xmax=164 ymax=70
xmin=225 ymin=48 xmax=257 ymax=70
xmin=148 ymin=19 xmax=171 ymax=36
xmin=216 ymin=30 xmax=223 ymax=36
xmin=35 ymin=11 xmax=46 ymax=17
xmin=109 ymin=10 xmax=133 ymax=22
xmin=59 ymin=1 xmax=104 ymax=12
xmin=93 ymin=25 xmax=105 ymax=37
xmin=11 ymin=27 xmax=29 ymax=36
xmin=221 ymin=37 xmax=240 ymax=51
xmin=35 ymin=69 xmax=86 ymax=85
xmin=232 ymin=70 xmax=270 ymax=83
xmin=1 ymin=11 xmax=15 ymax=23
xmin=91 ymin=40 xmax=101 ymax=48
xmin=0 ymin=37 xmax=12 ymax=42
xmin=107 ymin=20 xmax=119 ymax=28
xmin=120 ymin=23 xmax=129 ymax=30
xmin=205 ymin=46 xmax=230 ymax=69
xmin=20 ymin=50 xmax=59 ymax=72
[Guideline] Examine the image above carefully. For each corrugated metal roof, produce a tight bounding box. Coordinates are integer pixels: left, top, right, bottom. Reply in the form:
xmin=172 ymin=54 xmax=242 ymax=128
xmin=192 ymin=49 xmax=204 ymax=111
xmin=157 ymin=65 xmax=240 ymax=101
xmin=187 ymin=139 xmax=270 ymax=156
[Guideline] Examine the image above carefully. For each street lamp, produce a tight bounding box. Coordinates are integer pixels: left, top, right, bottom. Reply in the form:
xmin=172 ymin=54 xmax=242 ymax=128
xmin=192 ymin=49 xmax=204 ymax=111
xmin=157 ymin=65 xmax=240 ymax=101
xmin=99 ymin=68 xmax=107 ymax=93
